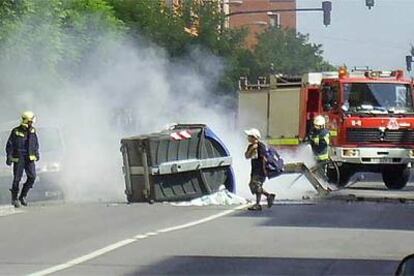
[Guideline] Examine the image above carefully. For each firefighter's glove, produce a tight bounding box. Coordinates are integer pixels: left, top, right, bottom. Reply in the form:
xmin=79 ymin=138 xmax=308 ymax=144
xmin=6 ymin=158 xmax=12 ymax=166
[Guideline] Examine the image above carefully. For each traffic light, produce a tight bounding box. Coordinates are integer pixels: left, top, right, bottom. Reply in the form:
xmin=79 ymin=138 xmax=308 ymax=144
xmin=365 ymin=0 xmax=374 ymax=9
xmin=406 ymin=55 xmax=413 ymax=72
xmin=322 ymin=1 xmax=332 ymax=26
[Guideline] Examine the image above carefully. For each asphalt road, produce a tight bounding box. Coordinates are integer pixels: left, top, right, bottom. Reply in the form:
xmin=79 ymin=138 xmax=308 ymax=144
xmin=0 ymin=183 xmax=414 ymax=275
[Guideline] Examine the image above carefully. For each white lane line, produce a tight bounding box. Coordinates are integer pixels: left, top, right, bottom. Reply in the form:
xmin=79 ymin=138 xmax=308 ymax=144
xmin=158 ymin=205 xmax=247 ymax=233
xmin=29 ymin=203 xmax=250 ymax=276
xmin=29 ymin=239 xmax=136 ymax=276
xmin=133 ymin=234 xmax=148 ymax=239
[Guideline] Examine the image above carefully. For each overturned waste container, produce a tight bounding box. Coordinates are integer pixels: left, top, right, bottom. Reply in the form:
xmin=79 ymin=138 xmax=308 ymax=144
xmin=120 ymin=124 xmax=235 ymax=203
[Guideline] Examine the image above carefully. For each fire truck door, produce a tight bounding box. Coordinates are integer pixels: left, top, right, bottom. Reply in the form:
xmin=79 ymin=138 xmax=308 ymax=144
xmin=321 ymin=84 xmax=340 ymax=142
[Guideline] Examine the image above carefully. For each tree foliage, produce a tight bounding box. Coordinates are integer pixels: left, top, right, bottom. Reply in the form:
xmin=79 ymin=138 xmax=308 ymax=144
xmin=0 ymin=0 xmax=124 ymax=90
xmin=0 ymin=0 xmax=334 ymax=95
xmin=253 ymin=27 xmax=335 ymax=77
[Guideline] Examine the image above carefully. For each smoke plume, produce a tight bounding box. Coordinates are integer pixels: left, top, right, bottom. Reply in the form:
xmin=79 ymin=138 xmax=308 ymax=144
xmin=0 ymin=6 xmax=317 ymax=203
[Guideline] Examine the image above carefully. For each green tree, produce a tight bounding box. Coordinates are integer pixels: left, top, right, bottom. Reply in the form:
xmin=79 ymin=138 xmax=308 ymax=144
xmin=253 ymin=27 xmax=335 ymax=77
xmin=59 ymin=0 xmax=125 ymax=78
xmin=109 ymin=0 xmax=247 ymax=97
xmin=0 ymin=0 xmax=124 ymax=90
xmin=109 ymin=0 xmax=191 ymax=57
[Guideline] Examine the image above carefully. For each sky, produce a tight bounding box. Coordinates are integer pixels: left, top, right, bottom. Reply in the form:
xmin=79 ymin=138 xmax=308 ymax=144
xmin=297 ymin=0 xmax=414 ymax=74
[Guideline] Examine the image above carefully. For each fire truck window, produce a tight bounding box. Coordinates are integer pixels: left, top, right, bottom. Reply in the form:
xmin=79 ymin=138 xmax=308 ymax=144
xmin=396 ymin=86 xmax=408 ymax=108
xmin=343 ymin=83 xmax=414 ymax=113
xmin=322 ymin=85 xmax=338 ymax=111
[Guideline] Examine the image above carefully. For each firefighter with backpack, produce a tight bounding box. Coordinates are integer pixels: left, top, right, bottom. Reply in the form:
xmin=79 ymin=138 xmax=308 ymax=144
xmin=244 ymin=128 xmax=275 ymax=211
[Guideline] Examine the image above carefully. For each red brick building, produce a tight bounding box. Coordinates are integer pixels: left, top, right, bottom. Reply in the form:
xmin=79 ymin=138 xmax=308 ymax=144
xmin=226 ymin=0 xmax=297 ymax=48
xmin=166 ymin=0 xmax=297 ymax=48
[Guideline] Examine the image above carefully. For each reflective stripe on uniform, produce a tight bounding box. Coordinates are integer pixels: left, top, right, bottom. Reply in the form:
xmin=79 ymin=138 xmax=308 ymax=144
xmin=329 ymin=129 xmax=337 ymax=137
xmin=316 ymin=152 xmax=329 ymax=161
xmin=29 ymin=155 xmax=37 ymax=161
xmin=323 ymin=133 xmax=330 ymax=144
xmin=10 ymin=157 xmax=19 ymax=162
xmin=15 ymin=131 xmax=25 ymax=137
xmin=312 ymin=136 xmax=320 ymax=144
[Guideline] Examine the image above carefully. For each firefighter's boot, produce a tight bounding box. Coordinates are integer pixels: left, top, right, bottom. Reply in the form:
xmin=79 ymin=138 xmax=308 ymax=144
xmin=10 ymin=189 xmax=20 ymax=208
xmin=19 ymin=185 xmax=31 ymax=206
xmin=247 ymin=204 xmax=262 ymax=211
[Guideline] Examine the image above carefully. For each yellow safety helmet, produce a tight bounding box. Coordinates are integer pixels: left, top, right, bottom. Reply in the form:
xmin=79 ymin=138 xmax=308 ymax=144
xmin=21 ymin=111 xmax=36 ymax=124
xmin=313 ymin=115 xmax=326 ymax=128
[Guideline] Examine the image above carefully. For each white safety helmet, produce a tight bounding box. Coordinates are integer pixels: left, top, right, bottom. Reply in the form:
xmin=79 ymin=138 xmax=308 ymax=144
xmin=21 ymin=111 xmax=36 ymax=124
xmin=244 ymin=128 xmax=261 ymax=139
xmin=313 ymin=115 xmax=326 ymax=128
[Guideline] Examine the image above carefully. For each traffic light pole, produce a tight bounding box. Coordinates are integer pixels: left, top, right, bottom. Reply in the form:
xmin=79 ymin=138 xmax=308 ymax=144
xmin=226 ymin=8 xmax=323 ymax=17
xmin=225 ymin=1 xmax=332 ymax=26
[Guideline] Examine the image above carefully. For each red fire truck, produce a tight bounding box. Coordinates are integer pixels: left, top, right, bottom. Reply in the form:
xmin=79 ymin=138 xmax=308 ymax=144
xmin=238 ymin=67 xmax=414 ymax=189
xmin=302 ymin=68 xmax=414 ymax=189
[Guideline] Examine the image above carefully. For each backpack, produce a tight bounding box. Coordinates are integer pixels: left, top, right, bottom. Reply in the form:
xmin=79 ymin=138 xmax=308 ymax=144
xmin=264 ymin=145 xmax=284 ymax=179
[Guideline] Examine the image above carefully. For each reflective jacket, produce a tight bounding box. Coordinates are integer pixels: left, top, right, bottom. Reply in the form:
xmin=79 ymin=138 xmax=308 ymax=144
xmin=6 ymin=125 xmax=39 ymax=162
xmin=307 ymin=128 xmax=329 ymax=161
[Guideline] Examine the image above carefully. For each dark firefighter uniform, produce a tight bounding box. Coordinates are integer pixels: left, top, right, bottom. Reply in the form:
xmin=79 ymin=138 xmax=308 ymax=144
xmin=6 ymin=124 xmax=39 ymax=204
xmin=307 ymin=128 xmax=330 ymax=161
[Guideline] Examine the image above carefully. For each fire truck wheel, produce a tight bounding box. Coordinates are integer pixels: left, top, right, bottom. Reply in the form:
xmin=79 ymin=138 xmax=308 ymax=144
xmin=382 ymin=165 xmax=410 ymax=190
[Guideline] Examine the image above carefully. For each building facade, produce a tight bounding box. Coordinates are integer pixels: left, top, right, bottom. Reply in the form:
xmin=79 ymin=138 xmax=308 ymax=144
xmin=165 ymin=0 xmax=297 ymax=48
xmin=227 ymin=0 xmax=297 ymax=48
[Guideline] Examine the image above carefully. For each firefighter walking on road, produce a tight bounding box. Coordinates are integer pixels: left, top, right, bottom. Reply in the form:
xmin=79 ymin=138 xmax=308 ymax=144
xmin=6 ymin=111 xmax=39 ymax=208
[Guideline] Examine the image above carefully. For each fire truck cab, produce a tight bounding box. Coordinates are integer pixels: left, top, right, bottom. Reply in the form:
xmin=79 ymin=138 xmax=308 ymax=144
xmin=301 ymin=68 xmax=414 ymax=189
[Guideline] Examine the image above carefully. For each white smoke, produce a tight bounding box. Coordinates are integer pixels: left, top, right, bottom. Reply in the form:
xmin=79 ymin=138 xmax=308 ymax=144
xmin=0 ymin=21 xmax=244 ymax=203
xmin=0 ymin=9 xmax=319 ymax=203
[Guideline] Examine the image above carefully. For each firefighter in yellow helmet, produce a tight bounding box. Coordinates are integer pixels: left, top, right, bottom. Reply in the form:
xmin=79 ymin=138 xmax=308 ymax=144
xmin=5 ymin=111 xmax=39 ymax=208
xmin=306 ymin=115 xmax=330 ymax=162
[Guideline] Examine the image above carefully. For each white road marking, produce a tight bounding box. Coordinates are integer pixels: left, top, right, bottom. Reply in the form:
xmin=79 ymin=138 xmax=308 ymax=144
xmin=133 ymin=234 xmax=147 ymax=239
xmin=29 ymin=203 xmax=250 ymax=276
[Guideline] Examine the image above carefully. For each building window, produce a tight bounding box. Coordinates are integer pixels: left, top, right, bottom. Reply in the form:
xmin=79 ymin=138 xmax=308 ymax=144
xmin=268 ymin=13 xmax=280 ymax=27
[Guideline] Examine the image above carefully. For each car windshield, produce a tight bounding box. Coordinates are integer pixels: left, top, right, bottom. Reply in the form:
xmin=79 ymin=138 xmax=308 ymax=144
xmin=0 ymin=127 xmax=63 ymax=156
xmin=342 ymin=83 xmax=414 ymax=114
